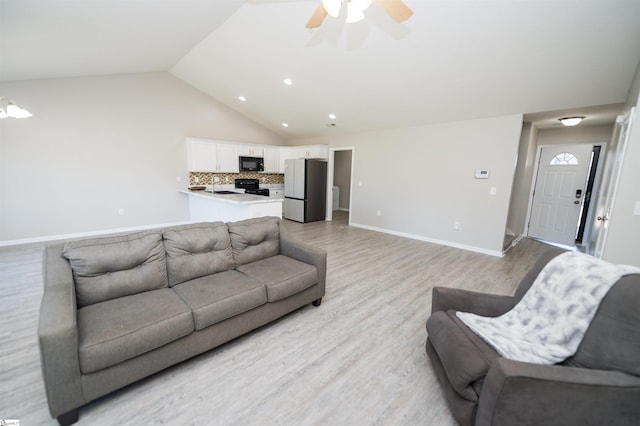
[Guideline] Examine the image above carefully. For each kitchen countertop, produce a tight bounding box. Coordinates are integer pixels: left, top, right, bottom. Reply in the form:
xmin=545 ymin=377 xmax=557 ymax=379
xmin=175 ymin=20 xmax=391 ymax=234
xmin=179 ymin=190 xmax=283 ymax=204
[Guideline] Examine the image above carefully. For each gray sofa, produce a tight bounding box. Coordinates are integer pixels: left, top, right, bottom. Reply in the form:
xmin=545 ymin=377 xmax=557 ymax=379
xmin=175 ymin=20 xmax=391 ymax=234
xmin=426 ymin=246 xmax=640 ymax=425
xmin=38 ymin=216 xmax=326 ymax=425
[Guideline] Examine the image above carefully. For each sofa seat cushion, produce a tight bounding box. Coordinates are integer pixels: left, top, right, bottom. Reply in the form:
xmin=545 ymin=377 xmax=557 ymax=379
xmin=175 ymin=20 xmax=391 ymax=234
xmin=228 ymin=217 xmax=280 ymax=266
xmin=172 ymin=270 xmax=267 ymax=331
xmin=163 ymin=222 xmax=235 ymax=286
xmin=77 ymin=288 xmax=194 ymax=374
xmin=237 ymin=255 xmax=318 ymax=302
xmin=426 ymin=310 xmax=500 ymax=402
xmin=62 ymin=231 xmax=168 ymax=308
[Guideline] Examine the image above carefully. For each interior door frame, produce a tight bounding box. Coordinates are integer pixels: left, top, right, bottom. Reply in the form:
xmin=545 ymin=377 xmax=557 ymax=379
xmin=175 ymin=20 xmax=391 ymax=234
xmin=593 ymin=107 xmax=636 ymax=258
xmin=525 ymin=142 xmax=601 ymax=246
xmin=326 ymin=146 xmax=355 ymax=222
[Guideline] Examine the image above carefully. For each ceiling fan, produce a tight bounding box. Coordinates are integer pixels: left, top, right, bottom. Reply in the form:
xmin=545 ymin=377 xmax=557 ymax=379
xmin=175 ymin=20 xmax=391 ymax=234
xmin=306 ymin=0 xmax=413 ymax=28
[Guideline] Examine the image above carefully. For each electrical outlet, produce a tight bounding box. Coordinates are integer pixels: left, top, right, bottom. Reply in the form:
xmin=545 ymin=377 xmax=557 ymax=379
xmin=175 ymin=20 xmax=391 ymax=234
xmin=454 ymin=221 xmax=461 ymax=231
xmin=377 ymin=210 xmax=382 ymax=217
xmin=194 ymin=176 xmax=199 ymax=183
xmin=118 ymin=208 xmax=125 ymax=216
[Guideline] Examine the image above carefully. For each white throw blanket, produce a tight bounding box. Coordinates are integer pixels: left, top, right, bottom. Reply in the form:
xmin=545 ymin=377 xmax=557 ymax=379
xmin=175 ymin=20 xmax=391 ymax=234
xmin=457 ymin=252 xmax=640 ymax=364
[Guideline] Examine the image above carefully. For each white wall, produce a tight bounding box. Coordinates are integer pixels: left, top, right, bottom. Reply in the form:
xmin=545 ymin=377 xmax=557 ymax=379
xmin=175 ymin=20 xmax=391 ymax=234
xmin=506 ymin=122 xmax=536 ymax=238
xmin=536 ymin=124 xmax=614 ymax=146
xmin=295 ymin=115 xmax=523 ymax=255
xmin=603 ymin=62 xmax=640 ymax=267
xmin=0 ymin=72 xmax=283 ymax=242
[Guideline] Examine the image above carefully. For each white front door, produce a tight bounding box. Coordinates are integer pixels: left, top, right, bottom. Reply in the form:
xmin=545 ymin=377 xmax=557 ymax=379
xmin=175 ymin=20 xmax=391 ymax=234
xmin=528 ymin=144 xmax=594 ymax=246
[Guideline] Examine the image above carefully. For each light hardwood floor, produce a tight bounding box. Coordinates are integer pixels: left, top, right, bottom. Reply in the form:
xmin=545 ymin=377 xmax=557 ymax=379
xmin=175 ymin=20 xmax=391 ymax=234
xmin=0 ymin=212 xmax=552 ymax=425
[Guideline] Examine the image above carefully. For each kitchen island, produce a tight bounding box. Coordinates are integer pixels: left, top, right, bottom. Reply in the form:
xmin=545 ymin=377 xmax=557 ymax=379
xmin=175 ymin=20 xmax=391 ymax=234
xmin=179 ymin=190 xmax=283 ymax=222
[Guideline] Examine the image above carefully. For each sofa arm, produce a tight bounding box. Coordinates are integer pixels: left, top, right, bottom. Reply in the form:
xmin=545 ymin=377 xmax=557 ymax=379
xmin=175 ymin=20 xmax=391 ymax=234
xmin=475 ymin=358 xmax=640 ymax=426
xmin=431 ymin=287 xmax=514 ymax=317
xmin=38 ymin=244 xmax=85 ymax=419
xmin=279 ymin=221 xmax=327 ymax=295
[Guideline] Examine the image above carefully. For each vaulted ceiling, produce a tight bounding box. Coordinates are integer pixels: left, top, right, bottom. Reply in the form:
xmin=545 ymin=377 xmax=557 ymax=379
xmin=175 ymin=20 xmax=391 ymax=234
xmin=2 ymin=0 xmax=639 ymax=138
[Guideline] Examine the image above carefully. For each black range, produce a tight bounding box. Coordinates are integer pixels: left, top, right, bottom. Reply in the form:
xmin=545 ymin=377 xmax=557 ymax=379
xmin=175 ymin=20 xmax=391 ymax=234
xmin=235 ymin=178 xmax=269 ymax=196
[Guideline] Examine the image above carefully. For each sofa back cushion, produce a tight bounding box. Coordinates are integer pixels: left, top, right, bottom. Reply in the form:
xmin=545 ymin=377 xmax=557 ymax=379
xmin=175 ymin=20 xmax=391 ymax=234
xmin=564 ymin=274 xmax=640 ymax=376
xmin=513 ymin=245 xmax=565 ymax=304
xmin=228 ymin=216 xmax=280 ymax=266
xmin=62 ymin=231 xmax=168 ymax=308
xmin=163 ymin=222 xmax=235 ymax=286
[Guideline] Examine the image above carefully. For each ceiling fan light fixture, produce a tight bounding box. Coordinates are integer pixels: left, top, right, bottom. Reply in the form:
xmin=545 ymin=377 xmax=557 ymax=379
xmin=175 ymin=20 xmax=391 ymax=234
xmin=322 ymin=0 xmax=341 ymax=17
xmin=0 ymin=97 xmax=32 ymax=119
xmin=559 ymin=116 xmax=585 ymax=127
xmin=322 ymin=0 xmax=373 ymax=22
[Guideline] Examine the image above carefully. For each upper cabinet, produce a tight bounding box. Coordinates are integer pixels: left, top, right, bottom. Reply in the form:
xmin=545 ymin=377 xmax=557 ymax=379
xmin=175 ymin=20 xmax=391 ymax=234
xmin=216 ymin=143 xmax=239 ymax=173
xmin=186 ymin=139 xmax=217 ymax=172
xmin=263 ymin=148 xmax=280 ymax=173
xmin=187 ymin=139 xmax=328 ymax=173
xmin=186 ymin=138 xmax=238 ymax=173
xmin=279 ymin=148 xmax=295 ymax=173
xmin=294 ymin=145 xmax=328 ymax=159
xmin=238 ymin=145 xmax=264 ymax=157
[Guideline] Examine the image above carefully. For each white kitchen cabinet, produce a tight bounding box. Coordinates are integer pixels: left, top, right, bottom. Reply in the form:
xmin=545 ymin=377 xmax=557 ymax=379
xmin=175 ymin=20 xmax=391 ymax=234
xmin=279 ymin=148 xmax=295 ymax=173
xmin=269 ymin=188 xmax=284 ymax=198
xmin=187 ymin=139 xmax=218 ymax=172
xmin=263 ymin=148 xmax=280 ymax=173
xmin=294 ymin=145 xmax=328 ymax=159
xmin=216 ymin=143 xmax=239 ymax=172
xmin=238 ymin=145 xmax=264 ymax=157
xmin=186 ymin=139 xmax=238 ymax=172
xmin=187 ymin=139 xmax=328 ymax=173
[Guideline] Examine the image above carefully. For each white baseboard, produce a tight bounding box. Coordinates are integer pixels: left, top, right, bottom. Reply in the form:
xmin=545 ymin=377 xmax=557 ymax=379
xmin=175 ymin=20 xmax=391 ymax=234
xmin=349 ymin=222 xmax=504 ymax=257
xmin=0 ymin=221 xmax=191 ymax=247
xmin=503 ymin=233 xmax=525 ymax=254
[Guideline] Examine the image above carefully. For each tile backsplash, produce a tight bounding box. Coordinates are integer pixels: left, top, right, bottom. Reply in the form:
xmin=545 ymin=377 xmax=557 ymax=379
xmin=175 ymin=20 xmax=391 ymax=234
xmin=189 ymin=172 xmax=284 ymax=186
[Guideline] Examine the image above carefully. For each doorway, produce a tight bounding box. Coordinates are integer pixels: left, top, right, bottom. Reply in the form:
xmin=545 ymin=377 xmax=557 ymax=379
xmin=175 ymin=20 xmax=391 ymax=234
xmin=528 ymin=143 xmax=602 ymax=247
xmin=326 ymin=147 xmax=354 ymax=222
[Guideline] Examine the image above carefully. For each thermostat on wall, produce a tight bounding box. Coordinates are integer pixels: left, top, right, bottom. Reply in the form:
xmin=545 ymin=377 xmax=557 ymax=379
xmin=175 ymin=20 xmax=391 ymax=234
xmin=475 ymin=169 xmax=490 ymax=179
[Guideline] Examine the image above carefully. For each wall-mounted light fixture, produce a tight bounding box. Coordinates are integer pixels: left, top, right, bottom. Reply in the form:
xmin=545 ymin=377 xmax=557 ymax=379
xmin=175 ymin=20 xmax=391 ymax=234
xmin=0 ymin=97 xmax=32 ymax=119
xmin=558 ymin=116 xmax=585 ymax=127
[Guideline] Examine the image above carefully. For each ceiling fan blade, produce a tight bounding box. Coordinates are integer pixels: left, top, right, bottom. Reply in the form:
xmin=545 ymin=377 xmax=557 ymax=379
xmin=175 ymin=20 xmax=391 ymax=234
xmin=373 ymin=0 xmax=413 ymax=23
xmin=306 ymin=2 xmax=328 ymax=29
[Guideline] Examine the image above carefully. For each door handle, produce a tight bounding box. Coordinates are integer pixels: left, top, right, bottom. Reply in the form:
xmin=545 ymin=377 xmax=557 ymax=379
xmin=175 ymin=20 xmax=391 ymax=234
xmin=574 ymin=200 xmax=580 ymax=204
xmin=597 ymin=216 xmax=608 ymax=221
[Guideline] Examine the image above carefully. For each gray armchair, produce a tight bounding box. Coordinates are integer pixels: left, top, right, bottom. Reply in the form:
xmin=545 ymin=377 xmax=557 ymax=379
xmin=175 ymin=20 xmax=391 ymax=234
xmin=425 ymin=247 xmax=640 ymax=426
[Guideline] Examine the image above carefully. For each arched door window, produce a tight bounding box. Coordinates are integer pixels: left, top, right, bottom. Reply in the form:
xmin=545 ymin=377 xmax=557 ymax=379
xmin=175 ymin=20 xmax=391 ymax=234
xmin=550 ymin=152 xmax=579 ymax=165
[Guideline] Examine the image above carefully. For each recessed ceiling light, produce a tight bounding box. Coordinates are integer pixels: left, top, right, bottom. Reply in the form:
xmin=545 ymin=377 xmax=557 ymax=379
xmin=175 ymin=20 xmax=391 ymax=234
xmin=283 ymin=78 xmax=293 ymax=86
xmin=282 ymin=122 xmax=289 ymax=128
xmin=238 ymin=96 xmax=246 ymax=102
xmin=328 ymin=113 xmax=336 ymax=120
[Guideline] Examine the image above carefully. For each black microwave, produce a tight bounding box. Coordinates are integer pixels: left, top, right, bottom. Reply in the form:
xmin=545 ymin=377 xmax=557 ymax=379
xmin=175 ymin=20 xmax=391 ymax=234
xmin=239 ymin=156 xmax=264 ymax=172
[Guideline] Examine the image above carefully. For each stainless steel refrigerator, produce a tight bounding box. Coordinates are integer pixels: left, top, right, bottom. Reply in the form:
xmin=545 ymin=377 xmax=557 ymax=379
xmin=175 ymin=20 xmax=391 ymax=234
xmin=284 ymin=158 xmax=327 ymax=223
